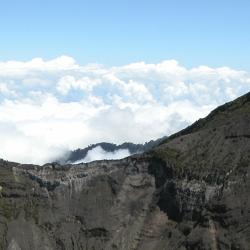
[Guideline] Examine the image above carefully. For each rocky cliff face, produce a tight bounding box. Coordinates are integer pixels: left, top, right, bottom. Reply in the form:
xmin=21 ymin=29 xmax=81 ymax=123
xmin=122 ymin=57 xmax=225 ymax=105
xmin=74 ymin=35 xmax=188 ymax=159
xmin=1 ymin=93 xmax=250 ymax=250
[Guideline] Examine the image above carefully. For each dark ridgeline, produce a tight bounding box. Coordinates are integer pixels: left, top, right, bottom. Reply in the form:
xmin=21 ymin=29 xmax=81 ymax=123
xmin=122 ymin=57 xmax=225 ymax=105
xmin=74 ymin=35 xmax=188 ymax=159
xmin=63 ymin=137 xmax=167 ymax=163
xmin=0 ymin=92 xmax=250 ymax=249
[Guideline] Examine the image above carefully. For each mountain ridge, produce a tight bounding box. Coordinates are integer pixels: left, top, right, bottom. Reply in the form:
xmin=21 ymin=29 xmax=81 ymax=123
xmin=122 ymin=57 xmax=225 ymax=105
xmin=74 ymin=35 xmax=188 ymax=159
xmin=161 ymin=91 xmax=250 ymax=144
xmin=62 ymin=137 xmax=167 ymax=163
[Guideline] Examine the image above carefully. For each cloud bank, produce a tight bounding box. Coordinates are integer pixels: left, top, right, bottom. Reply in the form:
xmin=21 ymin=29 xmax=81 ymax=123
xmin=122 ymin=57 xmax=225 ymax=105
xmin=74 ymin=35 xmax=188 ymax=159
xmin=73 ymin=146 xmax=130 ymax=164
xmin=0 ymin=56 xmax=250 ymax=164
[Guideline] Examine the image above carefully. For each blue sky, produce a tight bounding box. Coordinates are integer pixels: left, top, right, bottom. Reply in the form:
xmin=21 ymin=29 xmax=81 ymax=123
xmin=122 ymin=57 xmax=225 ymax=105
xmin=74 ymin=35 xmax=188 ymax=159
xmin=1 ymin=0 xmax=250 ymax=70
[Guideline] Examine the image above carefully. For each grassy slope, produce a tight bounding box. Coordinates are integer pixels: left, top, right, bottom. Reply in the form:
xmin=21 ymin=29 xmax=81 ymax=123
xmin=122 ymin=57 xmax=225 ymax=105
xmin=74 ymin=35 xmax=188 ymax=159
xmin=152 ymin=91 xmax=250 ymax=182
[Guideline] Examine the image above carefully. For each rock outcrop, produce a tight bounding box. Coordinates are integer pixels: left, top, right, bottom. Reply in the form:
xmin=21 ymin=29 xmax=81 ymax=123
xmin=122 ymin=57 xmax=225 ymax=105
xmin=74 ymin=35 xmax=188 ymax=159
xmin=1 ymin=92 xmax=250 ymax=249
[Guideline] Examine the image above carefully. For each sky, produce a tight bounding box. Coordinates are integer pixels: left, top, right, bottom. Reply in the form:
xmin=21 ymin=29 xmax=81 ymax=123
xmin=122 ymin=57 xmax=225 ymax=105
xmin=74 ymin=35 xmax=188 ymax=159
xmin=1 ymin=0 xmax=250 ymax=69
xmin=0 ymin=1 xmax=250 ymax=164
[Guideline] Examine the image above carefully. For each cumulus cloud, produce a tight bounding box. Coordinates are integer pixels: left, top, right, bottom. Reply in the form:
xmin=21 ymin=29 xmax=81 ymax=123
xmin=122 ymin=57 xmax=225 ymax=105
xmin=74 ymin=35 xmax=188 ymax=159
xmin=0 ymin=55 xmax=249 ymax=164
xmin=57 ymin=76 xmax=102 ymax=95
xmin=73 ymin=146 xmax=130 ymax=164
xmin=0 ymin=56 xmax=77 ymax=77
xmin=0 ymin=82 xmax=16 ymax=96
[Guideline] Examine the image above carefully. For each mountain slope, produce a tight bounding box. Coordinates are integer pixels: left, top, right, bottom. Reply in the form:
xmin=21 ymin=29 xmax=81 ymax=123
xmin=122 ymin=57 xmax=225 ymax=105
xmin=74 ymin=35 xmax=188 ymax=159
xmin=161 ymin=91 xmax=250 ymax=143
xmin=147 ymin=91 xmax=250 ymax=249
xmin=0 ymin=92 xmax=250 ymax=249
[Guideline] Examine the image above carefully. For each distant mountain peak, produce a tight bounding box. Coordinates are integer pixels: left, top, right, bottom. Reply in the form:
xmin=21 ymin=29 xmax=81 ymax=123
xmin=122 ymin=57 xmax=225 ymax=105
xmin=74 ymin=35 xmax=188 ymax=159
xmin=61 ymin=137 xmax=167 ymax=164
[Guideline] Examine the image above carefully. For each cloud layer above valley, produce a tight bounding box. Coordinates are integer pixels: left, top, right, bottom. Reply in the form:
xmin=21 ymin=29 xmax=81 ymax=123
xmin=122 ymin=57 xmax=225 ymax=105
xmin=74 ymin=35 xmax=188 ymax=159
xmin=73 ymin=146 xmax=131 ymax=164
xmin=0 ymin=55 xmax=250 ymax=164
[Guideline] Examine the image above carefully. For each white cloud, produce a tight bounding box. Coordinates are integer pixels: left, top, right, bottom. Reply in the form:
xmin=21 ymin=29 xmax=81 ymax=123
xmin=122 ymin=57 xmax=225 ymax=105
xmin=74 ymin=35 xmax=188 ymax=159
xmin=57 ymin=75 xmax=102 ymax=95
xmin=73 ymin=146 xmax=130 ymax=164
xmin=0 ymin=56 xmax=77 ymax=77
xmin=0 ymin=82 xmax=16 ymax=96
xmin=0 ymin=56 xmax=249 ymax=164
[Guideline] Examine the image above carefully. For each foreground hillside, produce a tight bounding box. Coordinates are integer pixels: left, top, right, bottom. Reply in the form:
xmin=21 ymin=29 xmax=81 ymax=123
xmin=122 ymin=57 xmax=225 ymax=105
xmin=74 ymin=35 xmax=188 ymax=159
xmin=0 ymin=92 xmax=250 ymax=249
